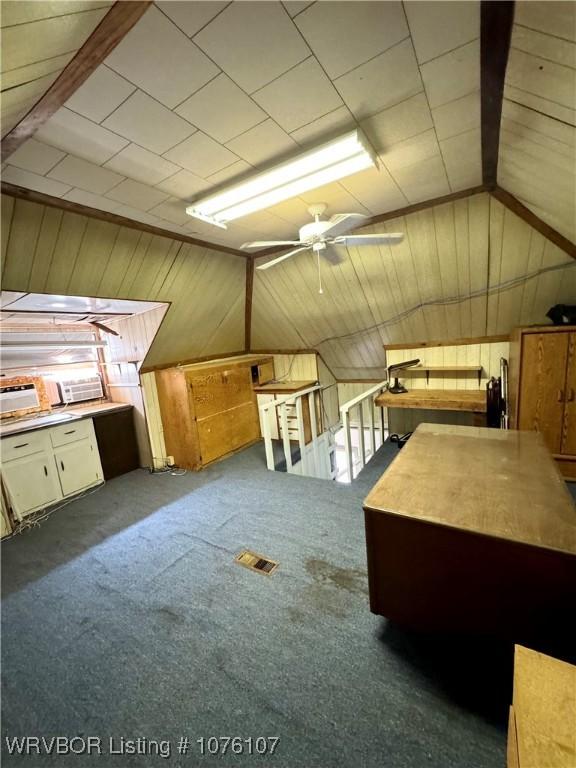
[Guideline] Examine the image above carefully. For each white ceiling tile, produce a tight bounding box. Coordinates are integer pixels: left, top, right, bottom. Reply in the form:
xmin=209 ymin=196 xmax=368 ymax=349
xmin=505 ymin=48 xmax=575 ymax=110
xmin=361 ymin=93 xmax=433 ymax=152
xmin=176 ymin=74 xmax=267 ymax=143
xmin=226 ymin=119 xmax=298 ymax=165
xmin=295 ymin=1 xmax=408 ymax=79
xmin=194 ymin=1 xmax=309 ymax=93
xmin=340 ymin=166 xmax=408 ymax=215
xmin=205 ymin=160 xmax=253 ymax=187
xmin=391 ymin=155 xmax=450 ymax=203
xmin=157 ymin=1 xmax=228 ymax=36
xmin=163 ymin=131 xmax=240 ymax=177
xmin=335 ymin=40 xmax=422 ymax=120
xmin=253 ymin=58 xmax=343 ymax=133
xmin=283 ymin=2 xmax=314 ymax=18
xmin=299 ymin=182 xmax=370 ymax=214
xmin=36 ymin=107 xmax=129 ymax=164
xmin=106 ymin=178 xmax=169 ymax=211
xmin=103 ymin=143 xmax=181 ymax=185
xmin=404 ymin=1 xmax=479 ymax=64
xmin=113 ymin=204 xmax=168 ymax=227
xmin=47 ymin=155 xmax=124 ymax=194
xmin=440 ymin=128 xmax=482 ymax=191
xmin=420 ymin=39 xmax=480 ymax=109
xmin=65 ymin=65 xmax=136 ymax=123
xmin=514 ymin=0 xmax=576 ymax=42
xmin=6 ymin=138 xmax=66 ymax=175
xmin=2 ymin=165 xmax=72 ymax=197
xmin=148 ymin=197 xmax=191 ymax=226
xmin=61 ymin=188 xmax=122 ymax=213
xmin=155 ymin=169 xmax=211 ymax=199
xmin=382 ymin=129 xmax=441 ymax=173
xmin=432 ymin=90 xmax=481 ymax=140
xmin=102 ymin=91 xmax=196 ymax=154
xmin=265 ymin=197 xmax=315 ymax=225
xmin=289 ymin=106 xmax=353 ymax=146
xmin=105 ymin=6 xmax=219 ymax=109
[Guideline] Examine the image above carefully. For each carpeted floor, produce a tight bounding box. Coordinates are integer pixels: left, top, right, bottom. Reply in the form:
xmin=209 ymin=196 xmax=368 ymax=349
xmin=2 ymin=441 xmax=573 ymax=767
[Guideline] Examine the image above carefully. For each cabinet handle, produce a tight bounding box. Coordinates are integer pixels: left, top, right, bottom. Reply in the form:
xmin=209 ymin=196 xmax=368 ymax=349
xmin=557 ymin=389 xmax=564 ymax=403
xmin=14 ymin=443 xmax=28 ymax=449
xmin=64 ymin=430 xmax=76 ymax=435
xmin=44 ymin=466 xmax=48 ymax=477
xmin=60 ymin=460 xmax=65 ymax=471
xmin=568 ymin=388 xmax=575 ymax=402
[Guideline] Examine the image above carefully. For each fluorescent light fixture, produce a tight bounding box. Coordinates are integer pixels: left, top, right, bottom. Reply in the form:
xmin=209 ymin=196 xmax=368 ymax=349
xmin=186 ymin=129 xmax=377 ymax=228
xmin=0 ymin=341 xmax=107 ymax=350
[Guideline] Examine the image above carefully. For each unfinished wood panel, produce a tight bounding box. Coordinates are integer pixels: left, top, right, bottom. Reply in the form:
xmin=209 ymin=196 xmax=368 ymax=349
xmin=518 ymin=332 xmax=569 ymax=453
xmin=1 ymin=195 xmax=246 ymax=368
xmin=188 ymin=367 xmax=254 ymax=420
xmin=561 ymin=333 xmax=576 ymax=456
xmin=197 ymin=402 xmax=260 ymax=465
xmin=155 ymin=368 xmax=200 ymax=471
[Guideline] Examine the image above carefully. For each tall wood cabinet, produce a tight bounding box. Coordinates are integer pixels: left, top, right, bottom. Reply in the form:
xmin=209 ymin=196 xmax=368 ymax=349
xmin=509 ymin=326 xmax=576 ymax=480
xmin=155 ymin=355 xmax=273 ymax=470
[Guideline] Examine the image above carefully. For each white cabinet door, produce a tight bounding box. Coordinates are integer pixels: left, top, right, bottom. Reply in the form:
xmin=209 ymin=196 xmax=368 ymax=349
xmin=54 ymin=439 xmax=103 ymax=497
xmin=1 ymin=452 xmax=61 ymax=520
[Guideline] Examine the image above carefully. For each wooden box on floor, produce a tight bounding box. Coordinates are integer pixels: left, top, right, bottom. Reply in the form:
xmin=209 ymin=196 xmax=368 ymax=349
xmin=508 ymin=325 xmax=576 ymax=480
xmin=155 ymin=355 xmax=273 ymax=470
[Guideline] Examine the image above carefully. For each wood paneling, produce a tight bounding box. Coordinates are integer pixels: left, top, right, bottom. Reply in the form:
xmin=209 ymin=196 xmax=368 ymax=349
xmin=252 ymin=192 xmax=574 ymax=378
xmin=562 ymin=334 xmax=576 ymax=456
xmin=1 ymin=194 xmax=247 ymax=369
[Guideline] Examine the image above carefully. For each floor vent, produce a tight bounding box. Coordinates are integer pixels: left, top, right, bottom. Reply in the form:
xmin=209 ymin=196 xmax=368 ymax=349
xmin=235 ymin=550 xmax=278 ymax=575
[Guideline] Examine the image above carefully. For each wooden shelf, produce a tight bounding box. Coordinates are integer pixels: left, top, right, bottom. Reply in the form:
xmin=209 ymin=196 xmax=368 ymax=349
xmin=396 ymin=365 xmax=483 ymax=384
xmin=375 ymin=388 xmax=486 ymax=413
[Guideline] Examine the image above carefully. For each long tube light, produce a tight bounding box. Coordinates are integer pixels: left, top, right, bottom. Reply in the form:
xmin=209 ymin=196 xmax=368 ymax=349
xmin=0 ymin=341 xmax=107 ymax=350
xmin=186 ymin=129 xmax=378 ymax=228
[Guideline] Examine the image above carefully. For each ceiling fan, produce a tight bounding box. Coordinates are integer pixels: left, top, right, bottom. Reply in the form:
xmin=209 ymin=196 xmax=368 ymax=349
xmin=240 ymin=204 xmax=404 ymax=272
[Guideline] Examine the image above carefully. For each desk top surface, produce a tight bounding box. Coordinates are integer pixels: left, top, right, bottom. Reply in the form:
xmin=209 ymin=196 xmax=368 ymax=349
xmin=363 ymin=424 xmax=576 ymax=555
xmin=254 ymin=380 xmax=317 ymax=394
xmin=375 ymin=388 xmax=486 ymax=412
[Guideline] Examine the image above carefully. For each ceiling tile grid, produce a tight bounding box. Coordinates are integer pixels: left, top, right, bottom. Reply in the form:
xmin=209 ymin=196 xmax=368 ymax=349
xmin=498 ymin=1 xmax=576 ymax=242
xmin=2 ymin=1 xmax=483 ymax=247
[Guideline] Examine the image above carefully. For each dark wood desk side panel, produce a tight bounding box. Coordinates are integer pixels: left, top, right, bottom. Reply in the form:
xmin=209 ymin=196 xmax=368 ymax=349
xmin=363 ymin=508 xmax=576 ymax=643
xmin=93 ymin=408 xmax=139 ymax=480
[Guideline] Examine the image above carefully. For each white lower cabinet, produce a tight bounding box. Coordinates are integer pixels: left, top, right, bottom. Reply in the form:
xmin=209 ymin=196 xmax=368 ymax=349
xmin=1 ymin=451 xmax=60 ymax=521
xmin=54 ymin=438 xmax=102 ymax=497
xmin=1 ymin=418 xmax=103 ymax=522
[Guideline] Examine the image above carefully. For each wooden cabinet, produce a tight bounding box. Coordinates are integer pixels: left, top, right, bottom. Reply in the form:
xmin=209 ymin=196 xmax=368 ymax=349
xmin=53 ymin=439 xmax=102 ymax=496
xmin=93 ymin=407 xmax=139 ymax=480
xmin=155 ymin=356 xmax=272 ymax=470
xmin=1 ymin=449 xmax=60 ymax=521
xmin=509 ymin=326 xmax=576 ymax=479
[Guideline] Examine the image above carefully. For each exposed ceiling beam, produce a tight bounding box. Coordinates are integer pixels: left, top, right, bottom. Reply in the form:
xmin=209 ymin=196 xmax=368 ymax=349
xmin=255 ymin=186 xmax=488 ymax=258
xmin=480 ymin=0 xmax=515 ymax=188
xmin=492 ymin=186 xmax=576 ymax=259
xmin=1 ymin=1 xmax=152 ymax=162
xmin=1 ymin=182 xmax=247 ymax=258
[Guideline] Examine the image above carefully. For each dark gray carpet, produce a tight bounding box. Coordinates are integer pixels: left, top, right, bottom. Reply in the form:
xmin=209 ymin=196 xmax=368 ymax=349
xmin=3 ymin=440 xmax=564 ymax=767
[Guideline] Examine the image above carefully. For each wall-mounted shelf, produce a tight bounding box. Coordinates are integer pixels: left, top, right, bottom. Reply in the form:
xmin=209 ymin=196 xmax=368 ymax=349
xmin=396 ymin=365 xmax=483 ymax=385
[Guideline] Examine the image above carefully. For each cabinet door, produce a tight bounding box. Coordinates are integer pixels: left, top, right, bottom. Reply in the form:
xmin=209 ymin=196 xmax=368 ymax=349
xmin=518 ymin=332 xmax=569 ymax=453
xmin=1 ymin=452 xmax=61 ymax=520
xmin=54 ymin=439 xmax=103 ymax=497
xmin=561 ymin=332 xmax=576 ymax=455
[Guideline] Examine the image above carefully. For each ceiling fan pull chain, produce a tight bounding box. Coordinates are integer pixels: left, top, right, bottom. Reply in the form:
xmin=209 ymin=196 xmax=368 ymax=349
xmin=317 ymin=250 xmax=323 ymax=295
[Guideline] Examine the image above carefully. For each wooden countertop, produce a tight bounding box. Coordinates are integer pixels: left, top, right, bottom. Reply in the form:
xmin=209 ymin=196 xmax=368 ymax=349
xmin=253 ymin=380 xmax=317 ymax=394
xmin=375 ymin=388 xmax=486 ymax=412
xmin=0 ymin=402 xmax=131 ymax=438
xmin=363 ymin=424 xmax=576 ymax=556
xmin=512 ymin=645 xmax=576 ymax=767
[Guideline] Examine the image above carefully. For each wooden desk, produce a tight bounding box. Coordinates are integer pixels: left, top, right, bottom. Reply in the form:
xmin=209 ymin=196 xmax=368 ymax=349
xmin=508 ymin=645 xmax=576 ymax=768
xmin=374 ymin=388 xmax=486 ymax=413
xmin=363 ymin=424 xmax=576 ymax=640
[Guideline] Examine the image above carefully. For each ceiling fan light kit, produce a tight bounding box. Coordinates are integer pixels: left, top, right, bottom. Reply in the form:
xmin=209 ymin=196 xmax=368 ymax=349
xmin=185 ymin=129 xmax=378 ymax=228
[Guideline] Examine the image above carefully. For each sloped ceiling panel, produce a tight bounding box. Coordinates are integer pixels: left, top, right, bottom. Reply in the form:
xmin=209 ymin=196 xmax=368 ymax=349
xmin=251 ymin=192 xmax=576 ymax=379
xmin=1 ymin=1 xmax=482 ymax=249
xmin=498 ymin=1 xmax=576 ymax=244
xmin=0 ymin=194 xmax=246 ymax=368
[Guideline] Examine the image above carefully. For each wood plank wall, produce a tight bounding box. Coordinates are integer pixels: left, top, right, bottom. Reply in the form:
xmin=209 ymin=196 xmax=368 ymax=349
xmin=0 ymin=195 xmax=246 ymax=368
xmin=252 ymin=192 xmax=575 ymax=380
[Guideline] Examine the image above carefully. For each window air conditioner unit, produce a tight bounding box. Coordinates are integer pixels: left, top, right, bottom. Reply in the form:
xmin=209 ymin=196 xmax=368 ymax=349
xmin=58 ymin=375 xmax=104 ymax=404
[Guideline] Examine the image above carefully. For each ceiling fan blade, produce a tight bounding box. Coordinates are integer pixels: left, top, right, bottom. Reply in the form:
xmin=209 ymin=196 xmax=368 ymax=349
xmin=241 ymin=240 xmax=301 ymax=249
xmin=256 ymin=246 xmax=311 ymax=270
xmin=322 ymin=213 xmax=369 ymax=238
xmin=332 ymin=233 xmax=404 ymax=246
xmin=321 ymin=246 xmax=346 ymax=266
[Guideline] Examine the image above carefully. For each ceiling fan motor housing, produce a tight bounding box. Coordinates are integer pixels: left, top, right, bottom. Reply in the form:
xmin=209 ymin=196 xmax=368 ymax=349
xmin=299 ymin=219 xmax=334 ymax=244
